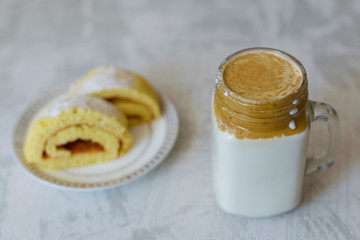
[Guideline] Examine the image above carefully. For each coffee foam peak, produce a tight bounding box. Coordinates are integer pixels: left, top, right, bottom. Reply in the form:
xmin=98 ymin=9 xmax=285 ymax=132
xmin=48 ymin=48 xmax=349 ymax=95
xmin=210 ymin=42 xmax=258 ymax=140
xmin=223 ymin=51 xmax=302 ymax=100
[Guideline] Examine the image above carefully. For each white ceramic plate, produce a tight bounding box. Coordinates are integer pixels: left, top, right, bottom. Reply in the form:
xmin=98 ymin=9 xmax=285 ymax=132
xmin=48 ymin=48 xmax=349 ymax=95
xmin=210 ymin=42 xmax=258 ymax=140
xmin=12 ymin=86 xmax=179 ymax=191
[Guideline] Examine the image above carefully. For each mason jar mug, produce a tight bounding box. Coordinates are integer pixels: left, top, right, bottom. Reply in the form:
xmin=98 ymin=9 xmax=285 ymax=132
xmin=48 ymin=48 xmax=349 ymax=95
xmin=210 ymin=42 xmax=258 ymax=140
xmin=211 ymin=48 xmax=340 ymax=218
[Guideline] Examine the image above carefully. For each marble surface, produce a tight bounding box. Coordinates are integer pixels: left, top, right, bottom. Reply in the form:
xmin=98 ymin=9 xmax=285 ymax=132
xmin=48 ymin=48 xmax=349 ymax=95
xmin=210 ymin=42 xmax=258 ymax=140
xmin=1 ymin=0 xmax=360 ymax=239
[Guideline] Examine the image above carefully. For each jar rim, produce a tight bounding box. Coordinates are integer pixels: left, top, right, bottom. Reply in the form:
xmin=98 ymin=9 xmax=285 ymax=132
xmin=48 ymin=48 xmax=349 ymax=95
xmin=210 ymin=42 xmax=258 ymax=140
xmin=217 ymin=47 xmax=308 ymax=105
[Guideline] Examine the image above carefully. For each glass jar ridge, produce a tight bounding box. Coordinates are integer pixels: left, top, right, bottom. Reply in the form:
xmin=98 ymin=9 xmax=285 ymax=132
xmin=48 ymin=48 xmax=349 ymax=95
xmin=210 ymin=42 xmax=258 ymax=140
xmin=213 ymin=48 xmax=309 ymax=137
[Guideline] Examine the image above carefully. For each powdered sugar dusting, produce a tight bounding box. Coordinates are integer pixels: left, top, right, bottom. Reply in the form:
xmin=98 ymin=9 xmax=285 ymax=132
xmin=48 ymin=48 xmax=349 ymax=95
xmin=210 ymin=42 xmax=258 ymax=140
xmin=69 ymin=66 xmax=138 ymax=96
xmin=34 ymin=95 xmax=122 ymax=121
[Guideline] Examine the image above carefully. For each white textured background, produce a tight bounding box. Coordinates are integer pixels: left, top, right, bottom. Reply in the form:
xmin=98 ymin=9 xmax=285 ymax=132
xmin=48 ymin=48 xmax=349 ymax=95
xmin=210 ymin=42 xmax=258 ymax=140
xmin=1 ymin=0 xmax=360 ymax=239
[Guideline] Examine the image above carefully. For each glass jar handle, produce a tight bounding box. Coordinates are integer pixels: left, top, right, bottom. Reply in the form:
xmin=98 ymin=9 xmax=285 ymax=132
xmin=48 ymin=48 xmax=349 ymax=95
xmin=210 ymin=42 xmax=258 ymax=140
xmin=305 ymin=100 xmax=340 ymax=175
